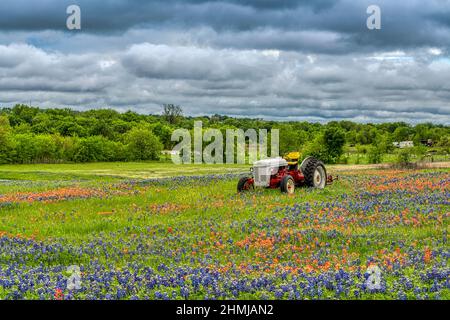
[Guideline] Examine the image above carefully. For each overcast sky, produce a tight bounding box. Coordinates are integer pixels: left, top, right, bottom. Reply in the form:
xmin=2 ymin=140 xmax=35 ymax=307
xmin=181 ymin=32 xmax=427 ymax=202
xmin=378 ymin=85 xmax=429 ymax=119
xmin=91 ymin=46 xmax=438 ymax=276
xmin=0 ymin=0 xmax=449 ymax=123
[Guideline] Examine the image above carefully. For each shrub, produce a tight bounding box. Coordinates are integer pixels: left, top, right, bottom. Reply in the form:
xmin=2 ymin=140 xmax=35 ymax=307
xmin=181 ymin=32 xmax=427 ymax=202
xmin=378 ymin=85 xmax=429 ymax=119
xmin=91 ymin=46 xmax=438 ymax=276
xmin=124 ymin=127 xmax=163 ymax=161
xmin=33 ymin=135 xmax=58 ymax=163
xmin=72 ymin=136 xmax=124 ymax=163
xmin=396 ymin=149 xmax=412 ymax=166
xmin=368 ymin=146 xmax=383 ymax=164
xmin=0 ymin=116 xmax=13 ymax=163
xmin=12 ymin=133 xmax=38 ymax=163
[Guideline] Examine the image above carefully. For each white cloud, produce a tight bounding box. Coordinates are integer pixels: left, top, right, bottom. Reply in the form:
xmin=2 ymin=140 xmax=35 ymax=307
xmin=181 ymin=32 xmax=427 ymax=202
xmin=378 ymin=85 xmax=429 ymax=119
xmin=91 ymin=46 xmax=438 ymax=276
xmin=428 ymin=48 xmax=443 ymax=56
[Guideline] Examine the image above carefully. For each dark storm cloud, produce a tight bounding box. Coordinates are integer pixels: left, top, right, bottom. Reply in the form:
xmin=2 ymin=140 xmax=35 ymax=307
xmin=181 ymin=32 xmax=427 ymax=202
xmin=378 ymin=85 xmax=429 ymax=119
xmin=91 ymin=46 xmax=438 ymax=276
xmin=0 ymin=0 xmax=448 ymax=58
xmin=0 ymin=0 xmax=333 ymax=31
xmin=0 ymin=0 xmax=448 ymax=51
xmin=164 ymin=0 xmax=336 ymax=10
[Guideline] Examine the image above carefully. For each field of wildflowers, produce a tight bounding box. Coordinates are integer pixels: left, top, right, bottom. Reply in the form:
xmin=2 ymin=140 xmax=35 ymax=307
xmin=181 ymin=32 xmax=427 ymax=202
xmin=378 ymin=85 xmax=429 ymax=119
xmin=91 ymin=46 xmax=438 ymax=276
xmin=0 ymin=164 xmax=448 ymax=300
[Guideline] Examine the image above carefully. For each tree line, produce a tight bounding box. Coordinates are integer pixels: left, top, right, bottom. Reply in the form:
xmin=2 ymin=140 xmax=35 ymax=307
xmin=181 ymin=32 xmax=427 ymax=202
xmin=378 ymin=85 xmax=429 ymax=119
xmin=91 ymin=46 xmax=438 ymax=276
xmin=0 ymin=104 xmax=449 ymax=164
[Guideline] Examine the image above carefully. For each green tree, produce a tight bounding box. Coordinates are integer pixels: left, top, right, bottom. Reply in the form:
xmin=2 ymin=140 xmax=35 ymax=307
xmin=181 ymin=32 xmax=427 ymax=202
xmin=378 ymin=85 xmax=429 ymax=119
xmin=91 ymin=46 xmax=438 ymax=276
xmin=301 ymin=135 xmax=328 ymax=162
xmin=90 ymin=119 xmax=115 ymax=139
xmin=277 ymin=125 xmax=308 ymax=155
xmin=302 ymin=127 xmax=345 ymax=164
xmin=12 ymin=133 xmax=38 ymax=163
xmin=162 ymin=104 xmax=183 ymax=124
xmin=9 ymin=104 xmax=39 ymax=126
xmin=111 ymin=119 xmax=132 ymax=136
xmin=73 ymin=136 xmax=122 ymax=163
xmin=34 ymin=135 xmax=57 ymax=163
xmin=56 ymin=117 xmax=88 ymax=137
xmin=396 ymin=148 xmax=412 ymax=166
xmin=367 ymin=145 xmax=383 ymax=164
xmin=125 ymin=127 xmax=163 ymax=161
xmin=323 ymin=127 xmax=345 ymax=163
xmin=393 ymin=126 xmax=411 ymax=142
xmin=412 ymin=144 xmax=427 ymax=161
xmin=31 ymin=113 xmax=53 ymax=134
xmin=0 ymin=116 xmax=13 ymax=163
xmin=152 ymin=123 xmax=173 ymax=149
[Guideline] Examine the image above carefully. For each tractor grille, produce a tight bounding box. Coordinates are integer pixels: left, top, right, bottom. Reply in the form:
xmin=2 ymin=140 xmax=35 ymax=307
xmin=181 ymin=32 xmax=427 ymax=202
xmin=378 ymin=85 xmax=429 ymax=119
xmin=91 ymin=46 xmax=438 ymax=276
xmin=253 ymin=166 xmax=271 ymax=187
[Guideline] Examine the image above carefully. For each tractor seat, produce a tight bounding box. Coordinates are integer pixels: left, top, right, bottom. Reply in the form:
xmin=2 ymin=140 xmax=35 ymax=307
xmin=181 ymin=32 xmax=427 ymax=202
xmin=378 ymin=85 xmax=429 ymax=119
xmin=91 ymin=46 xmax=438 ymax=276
xmin=284 ymin=152 xmax=301 ymax=164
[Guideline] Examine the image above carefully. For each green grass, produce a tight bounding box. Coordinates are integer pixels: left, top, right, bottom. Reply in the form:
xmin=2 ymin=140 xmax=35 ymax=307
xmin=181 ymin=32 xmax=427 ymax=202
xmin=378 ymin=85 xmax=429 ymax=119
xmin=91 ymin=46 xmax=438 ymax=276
xmin=0 ymin=162 xmax=448 ymax=300
xmin=0 ymin=162 xmax=250 ymax=181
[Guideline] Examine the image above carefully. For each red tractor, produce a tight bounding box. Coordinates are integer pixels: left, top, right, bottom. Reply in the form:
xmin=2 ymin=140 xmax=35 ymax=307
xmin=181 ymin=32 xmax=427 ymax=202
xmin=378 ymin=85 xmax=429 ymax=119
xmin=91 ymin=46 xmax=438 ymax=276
xmin=237 ymin=152 xmax=335 ymax=194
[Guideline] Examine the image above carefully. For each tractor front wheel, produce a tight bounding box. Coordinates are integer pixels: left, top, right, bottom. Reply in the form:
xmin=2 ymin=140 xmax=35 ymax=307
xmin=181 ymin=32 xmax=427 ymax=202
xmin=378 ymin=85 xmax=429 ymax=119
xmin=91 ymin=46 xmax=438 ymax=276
xmin=237 ymin=177 xmax=254 ymax=192
xmin=280 ymin=175 xmax=295 ymax=194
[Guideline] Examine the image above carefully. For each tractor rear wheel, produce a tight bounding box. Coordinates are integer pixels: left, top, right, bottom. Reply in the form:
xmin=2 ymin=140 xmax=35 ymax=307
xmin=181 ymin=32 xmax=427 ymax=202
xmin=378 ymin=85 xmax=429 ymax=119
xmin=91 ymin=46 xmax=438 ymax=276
xmin=237 ymin=177 xmax=254 ymax=192
xmin=280 ymin=175 xmax=295 ymax=194
xmin=303 ymin=158 xmax=327 ymax=189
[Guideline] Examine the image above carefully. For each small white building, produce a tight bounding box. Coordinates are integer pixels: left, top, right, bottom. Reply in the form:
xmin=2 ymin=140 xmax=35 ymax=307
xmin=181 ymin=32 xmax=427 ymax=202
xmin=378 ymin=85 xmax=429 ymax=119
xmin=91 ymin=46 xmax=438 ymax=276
xmin=393 ymin=141 xmax=414 ymax=148
xmin=161 ymin=150 xmax=180 ymax=156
